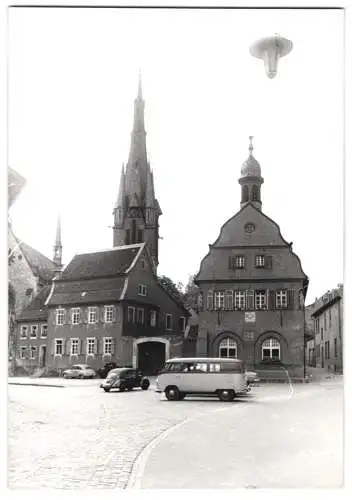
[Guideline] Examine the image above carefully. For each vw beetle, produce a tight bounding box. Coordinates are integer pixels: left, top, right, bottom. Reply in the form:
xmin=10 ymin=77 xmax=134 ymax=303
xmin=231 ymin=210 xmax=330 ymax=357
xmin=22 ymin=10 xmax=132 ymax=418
xmin=100 ymin=367 xmax=150 ymax=392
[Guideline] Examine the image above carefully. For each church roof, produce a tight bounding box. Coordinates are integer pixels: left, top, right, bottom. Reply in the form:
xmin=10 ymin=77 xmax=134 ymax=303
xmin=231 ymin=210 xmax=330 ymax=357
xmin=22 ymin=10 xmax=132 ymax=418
xmin=17 ymin=285 xmax=51 ymax=321
xmin=60 ymin=244 xmax=144 ymax=281
xmin=18 ymin=240 xmax=58 ymax=282
xmin=8 ymin=167 xmax=26 ymax=208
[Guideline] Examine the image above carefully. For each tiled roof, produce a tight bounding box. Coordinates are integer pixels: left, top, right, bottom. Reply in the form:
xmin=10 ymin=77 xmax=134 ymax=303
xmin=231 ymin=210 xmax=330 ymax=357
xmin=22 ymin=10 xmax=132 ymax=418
xmin=18 ymin=240 xmax=57 ymax=282
xmin=48 ymin=277 xmax=126 ymax=306
xmin=8 ymin=167 xmax=26 ymax=208
xmin=61 ymin=244 xmax=143 ymax=280
xmin=17 ymin=286 xmax=51 ymax=321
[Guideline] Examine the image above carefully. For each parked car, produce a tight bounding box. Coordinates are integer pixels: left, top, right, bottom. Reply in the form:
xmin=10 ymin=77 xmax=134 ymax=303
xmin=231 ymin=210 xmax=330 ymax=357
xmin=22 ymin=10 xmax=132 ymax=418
xmin=96 ymin=362 xmax=118 ymax=379
xmin=245 ymin=370 xmax=260 ymax=391
xmin=63 ymin=364 xmax=96 ymax=379
xmin=100 ymin=367 xmax=150 ymax=393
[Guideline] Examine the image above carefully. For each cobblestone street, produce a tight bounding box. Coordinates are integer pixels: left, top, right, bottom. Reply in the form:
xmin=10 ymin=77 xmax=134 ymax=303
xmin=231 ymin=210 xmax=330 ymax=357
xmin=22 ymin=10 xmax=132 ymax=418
xmin=8 ymin=380 xmax=232 ymax=489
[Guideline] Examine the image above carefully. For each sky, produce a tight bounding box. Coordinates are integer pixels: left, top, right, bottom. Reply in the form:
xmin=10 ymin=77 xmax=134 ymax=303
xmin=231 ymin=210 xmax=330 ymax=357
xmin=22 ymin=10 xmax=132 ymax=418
xmin=7 ymin=6 xmax=344 ymax=305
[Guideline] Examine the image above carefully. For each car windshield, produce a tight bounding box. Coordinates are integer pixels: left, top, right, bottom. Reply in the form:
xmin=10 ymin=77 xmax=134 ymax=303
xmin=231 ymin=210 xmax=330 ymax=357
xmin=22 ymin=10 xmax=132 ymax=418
xmin=72 ymin=366 xmax=81 ymax=370
xmin=107 ymin=368 xmax=127 ymax=376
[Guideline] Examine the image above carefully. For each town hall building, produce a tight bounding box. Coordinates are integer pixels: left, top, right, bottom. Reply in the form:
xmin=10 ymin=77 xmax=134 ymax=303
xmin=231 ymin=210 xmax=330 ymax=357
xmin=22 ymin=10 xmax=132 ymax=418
xmin=194 ymin=137 xmax=309 ymax=379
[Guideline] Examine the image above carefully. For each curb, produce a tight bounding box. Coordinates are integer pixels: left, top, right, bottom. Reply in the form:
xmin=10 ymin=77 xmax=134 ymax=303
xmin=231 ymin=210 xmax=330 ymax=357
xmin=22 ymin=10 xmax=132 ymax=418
xmin=8 ymin=382 xmax=65 ymax=388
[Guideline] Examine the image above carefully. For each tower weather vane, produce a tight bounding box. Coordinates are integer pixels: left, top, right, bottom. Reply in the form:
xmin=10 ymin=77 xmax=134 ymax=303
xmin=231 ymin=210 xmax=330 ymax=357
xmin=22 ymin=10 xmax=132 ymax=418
xmin=250 ymin=33 xmax=293 ymax=78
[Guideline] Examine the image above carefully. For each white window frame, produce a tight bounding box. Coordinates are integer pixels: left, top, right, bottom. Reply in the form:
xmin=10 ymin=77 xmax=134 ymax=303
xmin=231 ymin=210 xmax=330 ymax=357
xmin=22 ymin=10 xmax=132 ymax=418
xmin=255 ymin=290 xmax=267 ymax=310
xmin=54 ymin=338 xmax=64 ymax=356
xmin=235 ymin=256 xmax=245 ymax=269
xmin=104 ymin=305 xmax=114 ymax=323
xmin=219 ymin=337 xmax=238 ymax=358
xmin=127 ymin=306 xmax=135 ymax=323
xmin=214 ymin=291 xmax=225 ymax=310
xmin=88 ymin=307 xmax=97 ymax=324
xmin=29 ymin=346 xmax=37 ymax=359
xmin=30 ymin=324 xmax=38 ymax=338
xmin=262 ymin=338 xmax=281 ymax=361
xmin=225 ymin=290 xmax=233 ymax=310
xmin=180 ymin=316 xmax=186 ymax=332
xmin=165 ymin=313 xmax=172 ymax=331
xmin=70 ymin=338 xmax=79 ymax=356
xmin=150 ymin=310 xmax=157 ymax=327
xmin=20 ymin=346 xmax=26 ymax=359
xmin=255 ymin=255 xmax=265 ymax=268
xmin=137 ymin=308 xmax=144 ymax=325
xmin=86 ymin=337 xmax=96 ymax=356
xmin=71 ymin=308 xmax=80 ymax=325
xmin=234 ymin=291 xmax=246 ymax=310
xmin=20 ymin=325 xmax=28 ymax=338
xmin=276 ymin=290 xmax=288 ymax=309
xmin=56 ymin=308 xmax=65 ymax=326
xmin=103 ymin=337 xmax=113 ymax=355
xmin=137 ymin=284 xmax=148 ymax=296
xmin=40 ymin=324 xmax=48 ymax=338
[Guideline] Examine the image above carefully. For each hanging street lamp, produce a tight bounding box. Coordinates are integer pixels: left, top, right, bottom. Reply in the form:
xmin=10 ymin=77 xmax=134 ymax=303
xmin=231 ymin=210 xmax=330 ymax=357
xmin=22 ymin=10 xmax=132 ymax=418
xmin=250 ymin=34 xmax=293 ymax=78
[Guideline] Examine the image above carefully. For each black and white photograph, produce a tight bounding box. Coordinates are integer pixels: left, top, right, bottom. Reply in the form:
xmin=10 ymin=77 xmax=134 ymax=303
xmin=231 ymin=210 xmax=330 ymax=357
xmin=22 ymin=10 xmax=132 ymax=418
xmin=6 ymin=1 xmax=346 ymax=491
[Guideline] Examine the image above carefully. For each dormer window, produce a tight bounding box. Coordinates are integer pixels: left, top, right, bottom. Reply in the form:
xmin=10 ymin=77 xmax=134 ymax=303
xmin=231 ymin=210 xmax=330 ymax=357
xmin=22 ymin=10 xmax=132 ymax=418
xmin=138 ymin=284 xmax=147 ymax=296
xmin=235 ymin=256 xmax=245 ymax=269
xmin=255 ymin=255 xmax=265 ymax=268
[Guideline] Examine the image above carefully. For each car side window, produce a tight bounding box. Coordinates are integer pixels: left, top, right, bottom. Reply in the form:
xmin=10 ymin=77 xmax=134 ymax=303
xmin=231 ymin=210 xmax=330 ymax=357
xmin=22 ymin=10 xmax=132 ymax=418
xmin=194 ymin=363 xmax=208 ymax=373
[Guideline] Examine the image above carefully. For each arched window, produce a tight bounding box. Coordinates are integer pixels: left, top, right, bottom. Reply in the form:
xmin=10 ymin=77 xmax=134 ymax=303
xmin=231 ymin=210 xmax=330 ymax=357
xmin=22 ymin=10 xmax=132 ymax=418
xmin=262 ymin=338 xmax=281 ymax=361
xmin=252 ymin=185 xmax=259 ymax=201
xmin=242 ymin=185 xmax=249 ymax=202
xmin=219 ymin=337 xmax=238 ymax=358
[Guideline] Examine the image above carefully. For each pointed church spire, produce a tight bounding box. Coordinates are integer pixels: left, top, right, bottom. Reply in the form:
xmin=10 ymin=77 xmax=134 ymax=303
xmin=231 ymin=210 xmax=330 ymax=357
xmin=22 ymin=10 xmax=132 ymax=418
xmin=53 ymin=214 xmax=62 ymax=268
xmin=145 ymin=165 xmax=156 ymax=208
xmin=115 ymin=164 xmax=126 ymax=208
xmin=138 ymin=68 xmax=143 ymax=99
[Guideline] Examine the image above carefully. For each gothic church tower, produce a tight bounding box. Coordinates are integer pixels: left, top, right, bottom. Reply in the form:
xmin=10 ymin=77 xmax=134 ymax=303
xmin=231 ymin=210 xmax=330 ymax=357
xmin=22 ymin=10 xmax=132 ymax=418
xmin=113 ymin=73 xmax=162 ymax=270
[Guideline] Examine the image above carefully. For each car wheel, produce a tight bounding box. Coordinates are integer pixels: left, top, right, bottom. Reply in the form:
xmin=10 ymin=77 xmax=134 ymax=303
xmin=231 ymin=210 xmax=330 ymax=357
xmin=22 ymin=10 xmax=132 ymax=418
xmin=127 ymin=386 xmax=133 ymax=391
xmin=63 ymin=373 xmax=68 ymax=379
xmin=218 ymin=389 xmax=235 ymax=402
xmin=165 ymin=386 xmax=180 ymax=401
xmin=103 ymin=388 xmax=110 ymax=393
xmin=119 ymin=385 xmax=126 ymax=392
xmin=141 ymin=379 xmax=150 ymax=390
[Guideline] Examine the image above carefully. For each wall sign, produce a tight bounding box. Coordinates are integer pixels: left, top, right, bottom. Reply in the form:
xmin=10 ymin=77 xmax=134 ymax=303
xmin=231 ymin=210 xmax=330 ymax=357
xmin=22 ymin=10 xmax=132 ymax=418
xmin=245 ymin=312 xmax=256 ymax=323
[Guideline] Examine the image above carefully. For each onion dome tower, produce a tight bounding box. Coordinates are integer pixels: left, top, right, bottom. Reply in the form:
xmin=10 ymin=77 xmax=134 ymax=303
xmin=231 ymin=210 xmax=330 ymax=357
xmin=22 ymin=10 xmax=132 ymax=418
xmin=239 ymin=136 xmax=264 ymax=211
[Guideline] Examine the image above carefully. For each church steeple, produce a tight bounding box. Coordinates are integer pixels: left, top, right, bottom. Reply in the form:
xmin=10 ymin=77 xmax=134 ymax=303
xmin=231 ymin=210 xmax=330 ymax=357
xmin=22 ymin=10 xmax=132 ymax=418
xmin=112 ymin=73 xmax=162 ymax=271
xmin=53 ymin=214 xmax=62 ymax=268
xmin=238 ymin=136 xmax=264 ymax=211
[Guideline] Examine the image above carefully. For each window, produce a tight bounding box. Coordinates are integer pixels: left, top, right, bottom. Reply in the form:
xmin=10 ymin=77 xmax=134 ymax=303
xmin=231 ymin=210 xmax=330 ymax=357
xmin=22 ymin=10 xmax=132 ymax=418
xmin=127 ymin=306 xmax=135 ymax=323
xmin=71 ymin=308 xmax=80 ymax=325
xmin=165 ymin=314 xmax=172 ymax=330
xmin=179 ymin=316 xmax=186 ymax=332
xmin=20 ymin=347 xmax=26 ymax=359
xmin=334 ymin=338 xmax=337 ymax=357
xmin=40 ymin=324 xmax=48 ymax=338
xmin=20 ymin=325 xmax=28 ymax=338
xmin=86 ymin=338 xmax=96 ymax=356
xmin=55 ymin=339 xmax=64 ymax=356
xmin=255 ymin=290 xmax=267 ymax=310
xmin=276 ymin=290 xmax=287 ymax=309
xmin=252 ymin=185 xmax=259 ymax=201
xmin=214 ymin=291 xmax=225 ymax=310
xmin=255 ymin=255 xmax=265 ymax=268
xmin=225 ymin=290 xmax=233 ymax=310
xmin=321 ymin=327 xmax=323 ymax=340
xmin=137 ymin=308 xmax=144 ymax=325
xmin=104 ymin=305 xmax=114 ymax=323
xmin=195 ymin=363 xmax=208 ymax=372
xmin=262 ymin=338 xmax=281 ymax=361
xmin=150 ymin=310 xmax=157 ymax=327
xmin=234 ymin=255 xmax=245 ymax=269
xmin=325 ymin=341 xmax=330 ymax=360
xmin=56 ymin=308 xmax=65 ymax=326
xmin=30 ymin=325 xmax=38 ymax=338
xmin=329 ymin=308 xmax=332 ymax=327
xmin=324 ymin=311 xmax=327 ymax=330
xmin=242 ymin=185 xmax=249 ymax=202
xmin=71 ymin=339 xmax=79 ymax=356
xmin=103 ymin=337 xmax=113 ymax=355
xmin=138 ymin=284 xmax=147 ymax=296
xmin=29 ymin=346 xmax=37 ymax=359
xmin=234 ymin=291 xmax=246 ymax=310
xmin=207 ymin=290 xmax=214 ymax=310
xmin=219 ymin=338 xmax=238 ymax=358
xmin=209 ymin=363 xmax=221 ymax=372
xmin=88 ymin=307 xmax=97 ymax=324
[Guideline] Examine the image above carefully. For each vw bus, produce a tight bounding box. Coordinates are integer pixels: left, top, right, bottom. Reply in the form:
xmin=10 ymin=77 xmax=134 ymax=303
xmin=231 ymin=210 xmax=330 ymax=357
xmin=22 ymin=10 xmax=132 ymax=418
xmin=155 ymin=357 xmax=247 ymax=401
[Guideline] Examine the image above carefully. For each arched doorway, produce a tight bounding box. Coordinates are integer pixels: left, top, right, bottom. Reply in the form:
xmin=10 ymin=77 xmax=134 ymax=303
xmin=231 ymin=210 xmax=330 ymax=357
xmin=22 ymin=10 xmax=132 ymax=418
xmin=133 ymin=337 xmax=170 ymax=375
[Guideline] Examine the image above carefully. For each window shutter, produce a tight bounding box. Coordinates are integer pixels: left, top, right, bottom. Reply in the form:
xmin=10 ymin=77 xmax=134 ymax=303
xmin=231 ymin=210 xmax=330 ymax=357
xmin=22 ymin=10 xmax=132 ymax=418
xmin=95 ymin=306 xmax=100 ymax=323
xmin=101 ymin=308 xmax=105 ymax=322
xmin=66 ymin=309 xmax=70 ymax=325
xmin=287 ymin=289 xmax=294 ymax=309
xmin=78 ymin=339 xmax=81 ymax=355
xmin=111 ymin=338 xmax=115 ymax=355
xmin=207 ymin=291 xmax=213 ymax=311
xmin=100 ymin=338 xmax=105 ymax=355
xmin=79 ymin=308 xmax=83 ymax=323
xmin=94 ymin=338 xmax=98 ymax=355
xmin=51 ymin=340 xmax=55 ymax=356
xmin=84 ymin=308 xmax=88 ymax=324
xmin=52 ymin=312 xmax=56 ymax=326
xmin=246 ymin=290 xmax=254 ymax=310
xmin=112 ymin=306 xmax=116 ymax=322
xmin=269 ymin=291 xmax=276 ymax=310
xmin=228 ymin=256 xmax=233 ymax=269
xmin=265 ymin=256 xmax=273 ymax=269
xmin=62 ymin=341 xmax=65 ymax=355
xmin=66 ymin=340 xmax=70 ymax=354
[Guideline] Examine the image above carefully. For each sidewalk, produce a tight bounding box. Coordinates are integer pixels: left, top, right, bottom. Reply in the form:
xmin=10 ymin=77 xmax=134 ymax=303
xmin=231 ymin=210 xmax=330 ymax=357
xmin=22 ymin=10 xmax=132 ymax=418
xmin=305 ymin=366 xmax=343 ymax=384
xmin=8 ymin=376 xmax=158 ymax=389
